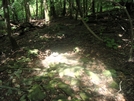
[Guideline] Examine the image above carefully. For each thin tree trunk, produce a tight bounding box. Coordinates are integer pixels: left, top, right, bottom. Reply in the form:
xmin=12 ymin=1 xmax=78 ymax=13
xmin=92 ymin=0 xmax=95 ymax=14
xmin=24 ymin=0 xmax=31 ymax=22
xmin=44 ymin=0 xmax=50 ymax=23
xmin=69 ymin=0 xmax=73 ymax=18
xmin=75 ymin=0 xmax=103 ymax=41
xmin=36 ymin=0 xmax=38 ymax=19
xmin=85 ymin=0 xmax=88 ymax=16
xmin=83 ymin=0 xmax=86 ymax=16
xmin=62 ymin=0 xmax=66 ymax=16
xmin=2 ymin=0 xmax=19 ymax=50
xmin=40 ymin=0 xmax=44 ymax=19
xmin=50 ymin=0 xmax=56 ymax=18
xmin=75 ymin=0 xmax=83 ymax=17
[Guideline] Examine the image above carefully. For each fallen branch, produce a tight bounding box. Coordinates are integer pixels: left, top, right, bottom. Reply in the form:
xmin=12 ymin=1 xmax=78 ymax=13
xmin=81 ymin=17 xmax=103 ymax=41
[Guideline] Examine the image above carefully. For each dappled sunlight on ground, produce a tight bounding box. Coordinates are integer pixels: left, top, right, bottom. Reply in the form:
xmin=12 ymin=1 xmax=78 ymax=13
xmin=41 ymin=51 xmax=81 ymax=68
xmin=1 ymin=17 xmax=133 ymax=100
xmin=31 ymin=47 xmax=126 ymax=101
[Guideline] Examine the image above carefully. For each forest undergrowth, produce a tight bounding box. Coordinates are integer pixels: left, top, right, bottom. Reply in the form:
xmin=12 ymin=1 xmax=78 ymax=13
xmin=0 ymin=17 xmax=134 ymax=101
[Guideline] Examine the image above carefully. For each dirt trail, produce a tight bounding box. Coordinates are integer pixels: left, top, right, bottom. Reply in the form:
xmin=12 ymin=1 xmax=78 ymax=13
xmin=0 ymin=17 xmax=134 ymax=101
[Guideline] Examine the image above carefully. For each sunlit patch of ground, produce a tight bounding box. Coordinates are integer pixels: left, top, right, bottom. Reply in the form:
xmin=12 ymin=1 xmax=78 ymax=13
xmin=28 ymin=47 xmax=126 ymax=101
xmin=1 ymin=17 xmax=133 ymax=101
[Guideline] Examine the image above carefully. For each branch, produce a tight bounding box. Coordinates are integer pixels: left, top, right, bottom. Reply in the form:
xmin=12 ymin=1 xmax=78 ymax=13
xmin=81 ymin=17 xmax=103 ymax=41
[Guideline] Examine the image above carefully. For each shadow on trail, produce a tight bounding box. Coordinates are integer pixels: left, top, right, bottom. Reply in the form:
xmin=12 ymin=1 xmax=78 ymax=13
xmin=0 ymin=18 xmax=134 ymax=101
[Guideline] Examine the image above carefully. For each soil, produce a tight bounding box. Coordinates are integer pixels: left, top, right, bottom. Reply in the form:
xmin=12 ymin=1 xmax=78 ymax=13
xmin=0 ymin=16 xmax=134 ymax=101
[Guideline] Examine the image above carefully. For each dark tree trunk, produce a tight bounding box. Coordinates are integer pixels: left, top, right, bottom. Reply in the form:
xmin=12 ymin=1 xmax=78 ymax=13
xmin=76 ymin=0 xmax=83 ymax=17
xmin=36 ymin=0 xmax=39 ymax=19
xmin=92 ymin=0 xmax=95 ymax=14
xmin=62 ymin=0 xmax=66 ymax=16
xmin=40 ymin=0 xmax=44 ymax=19
xmin=2 ymin=0 xmax=19 ymax=50
xmin=24 ymin=0 xmax=31 ymax=22
xmin=50 ymin=0 xmax=56 ymax=18
xmin=69 ymin=0 xmax=73 ymax=18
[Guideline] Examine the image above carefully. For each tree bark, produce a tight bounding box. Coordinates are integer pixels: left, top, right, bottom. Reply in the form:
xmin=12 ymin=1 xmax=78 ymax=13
xmin=91 ymin=0 xmax=95 ymax=14
xmin=40 ymin=0 xmax=44 ymax=19
xmin=44 ymin=0 xmax=50 ymax=23
xmin=24 ymin=0 xmax=31 ymax=22
xmin=62 ymin=0 xmax=66 ymax=16
xmin=75 ymin=0 xmax=83 ymax=17
xmin=50 ymin=0 xmax=56 ymax=18
xmin=69 ymin=0 xmax=73 ymax=18
xmin=2 ymin=0 xmax=19 ymax=50
xmin=36 ymin=0 xmax=38 ymax=19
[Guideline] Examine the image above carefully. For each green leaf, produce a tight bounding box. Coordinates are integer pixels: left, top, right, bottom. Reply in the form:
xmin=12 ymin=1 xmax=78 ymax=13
xmin=58 ymin=82 xmax=74 ymax=95
xmin=80 ymin=57 xmax=89 ymax=63
xmin=102 ymin=70 xmax=112 ymax=77
xmin=20 ymin=94 xmax=27 ymax=101
xmin=28 ymin=84 xmax=45 ymax=101
xmin=14 ymin=69 xmax=22 ymax=78
xmin=79 ymin=92 xmax=89 ymax=100
xmin=28 ymin=49 xmax=39 ymax=55
xmin=6 ymin=89 xmax=13 ymax=95
xmin=58 ymin=82 xmax=69 ymax=89
xmin=49 ymin=80 xmax=58 ymax=88
xmin=55 ymin=94 xmax=67 ymax=101
xmin=109 ymin=81 xmax=118 ymax=89
xmin=86 ymin=71 xmax=100 ymax=81
xmin=0 ymin=80 xmax=2 ymax=85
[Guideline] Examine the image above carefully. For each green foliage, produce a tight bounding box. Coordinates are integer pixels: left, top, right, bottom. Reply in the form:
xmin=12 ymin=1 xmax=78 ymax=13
xmin=79 ymin=92 xmax=89 ymax=100
xmin=0 ymin=80 xmax=2 ymax=85
xmin=17 ymin=56 xmax=31 ymax=63
xmin=80 ymin=57 xmax=89 ymax=64
xmin=58 ymin=82 xmax=74 ymax=95
xmin=102 ymin=69 xmax=116 ymax=77
xmin=28 ymin=84 xmax=45 ymax=101
xmin=27 ymin=49 xmax=39 ymax=58
xmin=0 ymin=20 xmax=6 ymax=34
xmin=99 ymin=26 xmax=106 ymax=35
xmin=1 ymin=0 xmax=129 ymax=100
xmin=28 ymin=49 xmax=39 ymax=55
xmin=84 ymin=17 xmax=89 ymax=22
xmin=109 ymin=81 xmax=118 ymax=89
xmin=104 ymin=37 xmax=118 ymax=49
xmin=13 ymin=69 xmax=22 ymax=78
xmin=0 ymin=48 xmax=121 ymax=101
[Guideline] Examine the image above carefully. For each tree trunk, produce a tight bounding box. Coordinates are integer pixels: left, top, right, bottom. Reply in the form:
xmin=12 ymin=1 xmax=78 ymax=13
xmin=83 ymin=0 xmax=86 ymax=16
xmin=50 ymin=0 xmax=56 ymax=18
xmin=36 ymin=0 xmax=38 ymax=19
xmin=10 ymin=0 xmax=19 ymax=22
xmin=44 ymin=0 xmax=50 ymax=23
xmin=62 ymin=0 xmax=66 ymax=16
xmin=68 ymin=0 xmax=73 ymax=18
xmin=40 ymin=0 xmax=44 ymax=19
xmin=75 ymin=0 xmax=103 ymax=41
xmin=24 ymin=0 xmax=31 ymax=22
xmin=75 ymin=0 xmax=83 ymax=17
xmin=85 ymin=0 xmax=88 ymax=16
xmin=91 ymin=0 xmax=95 ymax=14
xmin=2 ymin=0 xmax=19 ymax=50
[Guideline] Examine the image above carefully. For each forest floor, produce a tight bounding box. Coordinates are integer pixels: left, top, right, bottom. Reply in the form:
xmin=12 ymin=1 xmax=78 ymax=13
xmin=0 ymin=16 xmax=134 ymax=101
